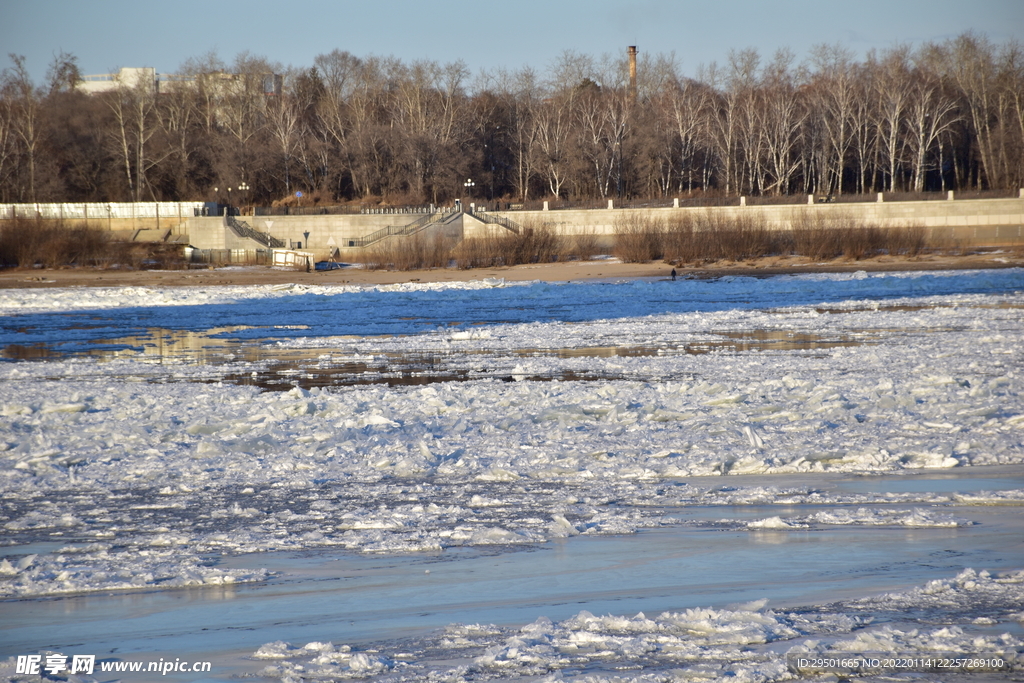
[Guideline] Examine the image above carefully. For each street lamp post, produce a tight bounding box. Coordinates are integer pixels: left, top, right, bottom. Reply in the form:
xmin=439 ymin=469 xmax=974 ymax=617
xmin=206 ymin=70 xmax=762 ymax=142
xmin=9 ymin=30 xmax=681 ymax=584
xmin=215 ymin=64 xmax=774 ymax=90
xmin=239 ymin=182 xmax=250 ymax=214
xmin=463 ymin=179 xmax=475 ymax=213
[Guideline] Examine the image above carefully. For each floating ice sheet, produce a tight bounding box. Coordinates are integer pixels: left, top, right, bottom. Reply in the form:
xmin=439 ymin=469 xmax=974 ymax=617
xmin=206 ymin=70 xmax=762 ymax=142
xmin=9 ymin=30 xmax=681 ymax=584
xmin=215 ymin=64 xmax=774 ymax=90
xmin=1 ymin=271 xmax=1022 ymax=598
xmin=243 ymin=568 xmax=1024 ymax=683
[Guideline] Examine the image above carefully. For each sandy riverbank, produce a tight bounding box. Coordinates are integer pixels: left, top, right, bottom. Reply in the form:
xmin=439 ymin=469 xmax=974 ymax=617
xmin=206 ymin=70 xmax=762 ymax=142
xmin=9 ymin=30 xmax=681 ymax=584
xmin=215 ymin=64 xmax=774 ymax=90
xmin=0 ymin=252 xmax=1021 ymax=289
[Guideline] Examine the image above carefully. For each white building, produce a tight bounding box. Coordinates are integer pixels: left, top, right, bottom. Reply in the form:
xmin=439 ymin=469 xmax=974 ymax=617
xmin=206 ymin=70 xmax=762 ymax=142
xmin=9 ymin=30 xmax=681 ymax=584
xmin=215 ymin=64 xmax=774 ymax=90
xmin=76 ymin=67 xmax=282 ymax=96
xmin=77 ymin=67 xmax=158 ymax=94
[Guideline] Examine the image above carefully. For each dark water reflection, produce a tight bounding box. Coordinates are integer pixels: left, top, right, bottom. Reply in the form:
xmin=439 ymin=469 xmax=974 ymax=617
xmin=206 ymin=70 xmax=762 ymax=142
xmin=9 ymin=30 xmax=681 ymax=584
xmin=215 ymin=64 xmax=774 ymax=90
xmin=5 ymin=325 xmax=875 ymax=390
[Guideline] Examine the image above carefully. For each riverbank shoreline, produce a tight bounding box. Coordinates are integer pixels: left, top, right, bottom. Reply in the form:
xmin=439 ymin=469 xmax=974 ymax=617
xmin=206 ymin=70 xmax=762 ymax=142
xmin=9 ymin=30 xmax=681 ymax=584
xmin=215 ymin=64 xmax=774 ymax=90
xmin=1 ymin=251 xmax=1021 ymax=289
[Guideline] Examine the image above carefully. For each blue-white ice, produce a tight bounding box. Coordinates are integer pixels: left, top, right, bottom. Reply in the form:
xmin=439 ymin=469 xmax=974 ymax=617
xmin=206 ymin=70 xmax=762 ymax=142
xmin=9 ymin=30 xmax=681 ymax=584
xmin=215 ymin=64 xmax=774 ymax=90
xmin=239 ymin=568 xmax=1023 ymax=683
xmin=0 ymin=269 xmax=1022 ymax=681
xmin=2 ymin=267 xmax=1023 ymax=343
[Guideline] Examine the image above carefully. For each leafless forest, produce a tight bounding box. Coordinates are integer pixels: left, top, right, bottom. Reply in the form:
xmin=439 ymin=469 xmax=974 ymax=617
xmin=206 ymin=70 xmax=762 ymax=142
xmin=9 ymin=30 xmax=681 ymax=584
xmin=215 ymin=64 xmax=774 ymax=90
xmin=1 ymin=32 xmax=1022 ymax=206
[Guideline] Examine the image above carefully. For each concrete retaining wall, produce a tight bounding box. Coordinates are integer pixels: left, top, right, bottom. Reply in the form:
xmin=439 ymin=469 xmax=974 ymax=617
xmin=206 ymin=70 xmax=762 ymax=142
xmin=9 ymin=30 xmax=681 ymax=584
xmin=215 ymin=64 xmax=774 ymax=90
xmin=492 ymin=197 xmax=1024 ymax=236
xmin=180 ymin=196 xmax=1024 ymax=261
xmin=0 ymin=216 xmax=191 ymax=234
xmin=0 ymin=201 xmax=202 ymax=234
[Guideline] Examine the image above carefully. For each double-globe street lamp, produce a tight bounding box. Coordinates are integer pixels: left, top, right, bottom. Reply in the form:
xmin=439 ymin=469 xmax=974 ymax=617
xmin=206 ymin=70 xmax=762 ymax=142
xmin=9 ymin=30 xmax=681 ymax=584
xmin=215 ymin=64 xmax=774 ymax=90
xmin=238 ymin=182 xmax=250 ymax=213
xmin=213 ymin=183 xmax=251 ymax=214
xmin=462 ymin=178 xmax=475 ymax=212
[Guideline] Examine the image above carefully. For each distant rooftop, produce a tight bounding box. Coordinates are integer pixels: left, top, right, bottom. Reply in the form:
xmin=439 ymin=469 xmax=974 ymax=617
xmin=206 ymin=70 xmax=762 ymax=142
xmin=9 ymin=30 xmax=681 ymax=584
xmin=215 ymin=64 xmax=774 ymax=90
xmin=76 ymin=67 xmax=282 ymax=95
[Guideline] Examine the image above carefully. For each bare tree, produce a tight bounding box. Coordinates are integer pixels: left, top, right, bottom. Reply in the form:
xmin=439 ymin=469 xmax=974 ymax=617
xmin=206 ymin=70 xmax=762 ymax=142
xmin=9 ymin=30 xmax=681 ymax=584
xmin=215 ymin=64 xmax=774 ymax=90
xmin=2 ymin=55 xmax=42 ymax=200
xmin=870 ymin=46 xmax=915 ymax=191
xmin=46 ymin=51 xmax=81 ymax=95
xmin=347 ymin=57 xmax=405 ymax=199
xmin=943 ymin=33 xmax=1006 ymax=189
xmin=531 ymin=88 xmax=576 ymax=198
xmin=806 ymin=44 xmax=858 ymax=194
xmin=177 ymin=51 xmax=226 ymax=135
xmin=848 ymin=66 xmax=875 ymax=193
xmin=661 ymin=75 xmax=714 ymax=192
xmin=313 ymin=50 xmax=360 ymax=195
xmin=0 ymin=83 xmax=17 ymax=200
xmin=729 ymin=49 xmax=764 ymax=195
xmin=904 ymin=51 xmax=960 ymax=191
xmin=217 ymin=53 xmax=279 ymax=188
xmin=289 ymin=66 xmax=328 ymax=193
xmin=156 ymin=76 xmax=203 ymax=198
xmin=705 ymin=50 xmax=764 ymax=195
xmin=267 ymin=72 xmax=302 ymax=194
xmin=574 ymin=80 xmax=616 ymax=197
xmin=104 ymin=70 xmax=164 ymax=201
xmin=758 ymin=49 xmax=806 ymax=195
xmin=1006 ymin=42 xmax=1024 ymax=188
xmin=4 ymin=36 xmax=1024 ymax=205
xmin=486 ymin=67 xmax=541 ymax=201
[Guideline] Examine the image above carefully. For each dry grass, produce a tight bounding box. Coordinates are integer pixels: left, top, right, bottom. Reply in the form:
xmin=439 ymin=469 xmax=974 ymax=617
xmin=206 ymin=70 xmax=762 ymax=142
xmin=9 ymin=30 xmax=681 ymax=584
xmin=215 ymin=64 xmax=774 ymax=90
xmin=354 ymin=207 xmax=935 ymax=270
xmin=613 ymin=212 xmax=664 ymax=263
xmin=661 ymin=210 xmax=930 ymax=264
xmin=362 ymin=232 xmax=456 ymax=270
xmin=792 ymin=212 xmax=926 ymax=260
xmin=0 ymin=219 xmax=189 ymax=270
xmin=453 ymin=221 xmax=566 ymax=269
xmin=361 ymin=220 xmax=583 ymax=270
xmin=890 ymin=224 xmax=927 ymax=256
xmin=359 ymin=210 xmax=933 ymax=270
xmin=662 ymin=210 xmax=785 ymax=263
xmin=570 ymin=228 xmax=601 ymax=261
xmin=0 ymin=219 xmax=110 ymax=268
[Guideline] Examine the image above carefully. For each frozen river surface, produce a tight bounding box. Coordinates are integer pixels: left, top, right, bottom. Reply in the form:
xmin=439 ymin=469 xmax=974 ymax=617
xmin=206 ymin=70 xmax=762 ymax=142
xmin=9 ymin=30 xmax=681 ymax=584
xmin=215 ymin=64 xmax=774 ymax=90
xmin=1 ymin=268 xmax=1023 ymax=682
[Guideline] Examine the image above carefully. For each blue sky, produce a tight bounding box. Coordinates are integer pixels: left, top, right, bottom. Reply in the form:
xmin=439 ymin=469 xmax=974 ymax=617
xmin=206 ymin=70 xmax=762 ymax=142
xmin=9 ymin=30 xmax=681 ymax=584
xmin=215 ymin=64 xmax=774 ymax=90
xmin=3 ymin=0 xmax=1023 ymax=85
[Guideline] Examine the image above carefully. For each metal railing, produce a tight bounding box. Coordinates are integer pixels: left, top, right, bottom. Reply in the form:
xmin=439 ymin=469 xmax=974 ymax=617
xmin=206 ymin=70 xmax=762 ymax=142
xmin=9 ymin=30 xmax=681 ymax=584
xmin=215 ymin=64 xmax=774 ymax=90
xmin=499 ymin=190 xmax=1024 ymax=211
xmin=254 ymin=204 xmax=443 ymax=217
xmin=226 ymin=215 xmax=285 ymax=248
xmin=1 ymin=201 xmax=205 ymax=220
xmin=466 ymin=208 xmax=523 ymax=234
xmin=342 ymin=209 xmax=457 ymax=248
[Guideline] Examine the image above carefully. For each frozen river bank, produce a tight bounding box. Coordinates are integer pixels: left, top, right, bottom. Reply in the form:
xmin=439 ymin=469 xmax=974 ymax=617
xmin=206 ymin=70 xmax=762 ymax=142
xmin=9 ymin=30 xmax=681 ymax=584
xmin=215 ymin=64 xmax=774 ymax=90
xmin=1 ymin=268 xmax=1023 ymax=681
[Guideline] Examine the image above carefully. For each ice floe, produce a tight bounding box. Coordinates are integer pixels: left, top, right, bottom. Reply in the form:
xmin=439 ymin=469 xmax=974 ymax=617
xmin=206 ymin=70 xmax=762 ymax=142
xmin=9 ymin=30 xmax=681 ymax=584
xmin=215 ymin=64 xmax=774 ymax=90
xmin=249 ymin=568 xmax=1024 ymax=683
xmin=1 ymin=269 xmax=1022 ymax=599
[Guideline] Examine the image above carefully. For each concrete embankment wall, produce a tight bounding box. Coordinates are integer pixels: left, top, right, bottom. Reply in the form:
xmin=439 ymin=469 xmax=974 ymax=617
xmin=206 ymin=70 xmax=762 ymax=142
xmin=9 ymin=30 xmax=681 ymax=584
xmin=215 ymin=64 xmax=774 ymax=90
xmin=16 ymin=196 xmax=1015 ymax=264
xmin=0 ymin=216 xmax=190 ymax=235
xmin=492 ymin=197 xmax=1024 ymax=243
xmin=0 ymin=202 xmax=202 ymax=235
xmin=172 ymin=196 xmax=1024 ymax=262
xmin=186 ymin=213 xmax=432 ymax=253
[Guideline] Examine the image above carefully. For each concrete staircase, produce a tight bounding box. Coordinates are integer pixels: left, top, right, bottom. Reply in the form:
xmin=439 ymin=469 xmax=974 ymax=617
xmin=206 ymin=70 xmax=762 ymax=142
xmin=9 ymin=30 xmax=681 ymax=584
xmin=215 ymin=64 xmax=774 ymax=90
xmin=343 ymin=209 xmax=459 ymax=247
xmin=226 ymin=215 xmax=285 ymax=248
xmin=465 ymin=208 xmax=523 ymax=234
